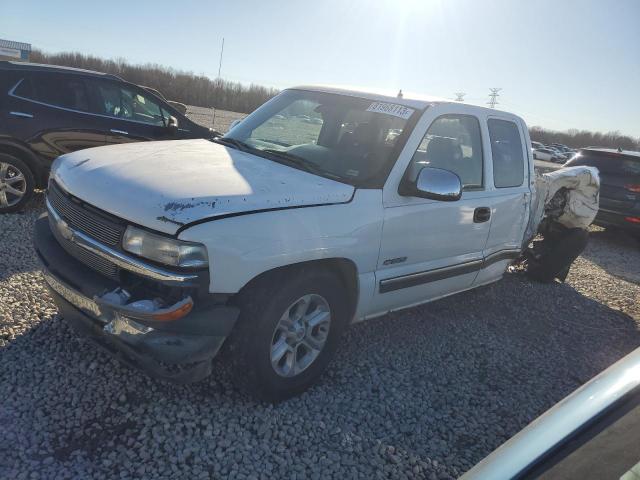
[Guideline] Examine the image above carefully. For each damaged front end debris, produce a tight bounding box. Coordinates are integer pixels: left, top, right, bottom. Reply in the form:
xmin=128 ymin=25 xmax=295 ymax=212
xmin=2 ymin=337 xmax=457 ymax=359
xmin=518 ymin=166 xmax=600 ymax=283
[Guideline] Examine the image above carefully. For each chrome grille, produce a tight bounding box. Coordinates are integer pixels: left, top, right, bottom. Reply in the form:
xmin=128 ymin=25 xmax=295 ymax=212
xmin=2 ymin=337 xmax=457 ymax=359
xmin=47 ymin=182 xmax=125 ymax=246
xmin=48 ymin=213 xmax=118 ymax=279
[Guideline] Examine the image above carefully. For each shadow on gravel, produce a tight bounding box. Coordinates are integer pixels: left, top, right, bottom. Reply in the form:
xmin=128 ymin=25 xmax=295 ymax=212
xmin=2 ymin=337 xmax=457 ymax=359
xmin=580 ymin=227 xmax=640 ymax=284
xmin=2 ymin=271 xmax=640 ymax=479
xmin=0 ymin=193 xmax=45 ymax=281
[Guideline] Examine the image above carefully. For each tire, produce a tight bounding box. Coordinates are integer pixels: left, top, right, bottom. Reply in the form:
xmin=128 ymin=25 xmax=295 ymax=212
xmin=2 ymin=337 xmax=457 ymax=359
xmin=527 ymin=228 xmax=589 ymax=283
xmin=0 ymin=153 xmax=35 ymax=213
xmin=228 ymin=266 xmax=350 ymax=402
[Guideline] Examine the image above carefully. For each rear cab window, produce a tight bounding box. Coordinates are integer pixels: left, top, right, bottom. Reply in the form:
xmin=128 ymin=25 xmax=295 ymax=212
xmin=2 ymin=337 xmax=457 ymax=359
xmin=488 ymin=118 xmax=525 ymax=188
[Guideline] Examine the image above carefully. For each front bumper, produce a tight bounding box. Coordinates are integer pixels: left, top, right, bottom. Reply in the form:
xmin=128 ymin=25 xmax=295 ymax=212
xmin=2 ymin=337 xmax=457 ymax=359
xmin=34 ymin=214 xmax=240 ymax=383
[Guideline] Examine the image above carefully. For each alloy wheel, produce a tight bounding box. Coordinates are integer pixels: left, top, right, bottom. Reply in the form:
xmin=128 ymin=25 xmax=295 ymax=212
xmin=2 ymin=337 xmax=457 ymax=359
xmin=270 ymin=294 xmax=332 ymax=378
xmin=0 ymin=162 xmax=27 ymax=208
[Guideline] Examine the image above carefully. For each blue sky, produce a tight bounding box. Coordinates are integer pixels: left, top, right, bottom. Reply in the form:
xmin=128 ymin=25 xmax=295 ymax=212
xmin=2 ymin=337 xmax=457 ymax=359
xmin=2 ymin=0 xmax=639 ymax=136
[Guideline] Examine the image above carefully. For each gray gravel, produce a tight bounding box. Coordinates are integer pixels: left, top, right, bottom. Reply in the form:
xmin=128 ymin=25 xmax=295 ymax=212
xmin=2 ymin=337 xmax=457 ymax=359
xmin=1 ymin=195 xmax=639 ymax=479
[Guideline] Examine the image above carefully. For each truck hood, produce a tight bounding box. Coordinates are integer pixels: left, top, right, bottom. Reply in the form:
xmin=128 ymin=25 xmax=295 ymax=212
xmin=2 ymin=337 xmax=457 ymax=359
xmin=51 ymin=139 xmax=355 ymax=235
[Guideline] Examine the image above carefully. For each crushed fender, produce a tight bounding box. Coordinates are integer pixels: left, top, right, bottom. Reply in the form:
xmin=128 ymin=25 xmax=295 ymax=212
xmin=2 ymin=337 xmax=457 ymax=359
xmin=518 ymin=166 xmax=600 ymax=283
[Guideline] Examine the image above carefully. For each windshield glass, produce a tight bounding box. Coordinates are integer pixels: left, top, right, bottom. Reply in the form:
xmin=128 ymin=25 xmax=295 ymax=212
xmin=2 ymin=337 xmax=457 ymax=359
xmin=223 ymin=89 xmax=418 ymax=186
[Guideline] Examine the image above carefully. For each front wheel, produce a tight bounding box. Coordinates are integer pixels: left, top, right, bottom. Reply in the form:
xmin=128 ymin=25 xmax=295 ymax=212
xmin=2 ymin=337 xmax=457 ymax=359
xmin=0 ymin=154 xmax=35 ymax=213
xmin=229 ymin=267 xmax=350 ymax=402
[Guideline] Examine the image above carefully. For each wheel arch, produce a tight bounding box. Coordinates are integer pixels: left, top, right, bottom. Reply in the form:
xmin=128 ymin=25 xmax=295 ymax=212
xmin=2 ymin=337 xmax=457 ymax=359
xmin=235 ymin=257 xmax=360 ymax=322
xmin=0 ymin=140 xmax=47 ymax=187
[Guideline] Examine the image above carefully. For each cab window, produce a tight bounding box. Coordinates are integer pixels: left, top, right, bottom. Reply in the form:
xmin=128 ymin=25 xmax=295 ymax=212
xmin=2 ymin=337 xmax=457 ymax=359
xmin=407 ymin=114 xmax=484 ymax=190
xmin=488 ymin=119 xmax=525 ymax=188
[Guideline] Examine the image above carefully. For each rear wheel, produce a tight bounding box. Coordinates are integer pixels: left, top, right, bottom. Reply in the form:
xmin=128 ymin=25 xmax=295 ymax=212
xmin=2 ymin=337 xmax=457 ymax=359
xmin=229 ymin=267 xmax=350 ymax=402
xmin=0 ymin=153 xmax=34 ymax=213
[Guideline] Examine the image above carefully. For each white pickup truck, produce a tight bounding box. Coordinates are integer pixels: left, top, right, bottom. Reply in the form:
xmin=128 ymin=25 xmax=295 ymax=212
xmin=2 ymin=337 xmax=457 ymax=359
xmin=34 ymin=86 xmax=599 ymax=400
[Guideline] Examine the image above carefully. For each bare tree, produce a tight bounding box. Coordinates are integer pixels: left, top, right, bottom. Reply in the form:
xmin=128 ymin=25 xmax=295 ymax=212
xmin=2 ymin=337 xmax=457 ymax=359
xmin=30 ymin=50 xmax=279 ymax=114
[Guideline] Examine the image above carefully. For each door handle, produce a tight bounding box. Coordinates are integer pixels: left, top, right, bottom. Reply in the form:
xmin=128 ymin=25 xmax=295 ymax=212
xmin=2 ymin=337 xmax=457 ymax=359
xmin=10 ymin=111 xmax=34 ymax=119
xmin=473 ymin=207 xmax=491 ymax=223
xmin=110 ymin=129 xmax=128 ymax=135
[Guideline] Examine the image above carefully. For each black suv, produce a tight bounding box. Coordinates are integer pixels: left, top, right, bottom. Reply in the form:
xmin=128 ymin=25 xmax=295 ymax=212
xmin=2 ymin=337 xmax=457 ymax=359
xmin=0 ymin=61 xmax=213 ymax=212
xmin=565 ymin=147 xmax=640 ymax=237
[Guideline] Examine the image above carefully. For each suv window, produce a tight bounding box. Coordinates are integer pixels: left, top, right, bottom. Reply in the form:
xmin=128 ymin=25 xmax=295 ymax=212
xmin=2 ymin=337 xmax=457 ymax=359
xmin=14 ymin=74 xmax=90 ymax=112
xmin=407 ymin=114 xmax=484 ymax=189
xmin=568 ymin=151 xmax=640 ymax=175
xmin=488 ymin=119 xmax=525 ymax=188
xmin=93 ymin=81 xmax=167 ymax=126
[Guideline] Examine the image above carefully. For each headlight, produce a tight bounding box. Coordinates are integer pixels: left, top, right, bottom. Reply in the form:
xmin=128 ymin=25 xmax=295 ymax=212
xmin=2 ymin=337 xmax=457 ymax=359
xmin=122 ymin=226 xmax=208 ymax=268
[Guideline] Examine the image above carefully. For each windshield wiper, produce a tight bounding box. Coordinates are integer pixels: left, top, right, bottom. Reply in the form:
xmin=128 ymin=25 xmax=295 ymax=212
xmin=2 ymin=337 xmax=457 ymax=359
xmin=212 ymin=137 xmax=251 ymax=152
xmin=261 ymin=149 xmax=327 ymax=176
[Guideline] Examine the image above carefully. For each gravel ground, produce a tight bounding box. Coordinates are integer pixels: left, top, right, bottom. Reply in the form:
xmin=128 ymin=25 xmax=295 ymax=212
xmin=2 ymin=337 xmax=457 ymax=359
xmin=185 ymin=106 xmax=247 ymax=133
xmin=1 ymin=196 xmax=639 ymax=479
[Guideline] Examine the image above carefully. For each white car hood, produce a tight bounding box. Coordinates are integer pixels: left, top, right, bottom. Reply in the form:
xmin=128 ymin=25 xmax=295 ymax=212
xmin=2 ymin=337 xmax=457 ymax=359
xmin=51 ymin=139 xmax=355 ymax=235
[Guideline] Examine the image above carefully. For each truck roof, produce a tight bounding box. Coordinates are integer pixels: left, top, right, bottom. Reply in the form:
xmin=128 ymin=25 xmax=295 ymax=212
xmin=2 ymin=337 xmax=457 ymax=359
xmin=290 ymin=84 xmax=518 ymax=118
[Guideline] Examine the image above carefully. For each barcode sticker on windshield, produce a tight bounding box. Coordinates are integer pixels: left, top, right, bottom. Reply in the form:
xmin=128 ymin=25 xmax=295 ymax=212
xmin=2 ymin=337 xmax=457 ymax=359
xmin=366 ymin=102 xmax=414 ymax=120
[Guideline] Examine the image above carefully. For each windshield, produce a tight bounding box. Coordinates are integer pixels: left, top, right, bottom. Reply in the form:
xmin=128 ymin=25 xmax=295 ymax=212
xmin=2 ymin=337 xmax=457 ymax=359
xmin=222 ymin=89 xmax=419 ymax=186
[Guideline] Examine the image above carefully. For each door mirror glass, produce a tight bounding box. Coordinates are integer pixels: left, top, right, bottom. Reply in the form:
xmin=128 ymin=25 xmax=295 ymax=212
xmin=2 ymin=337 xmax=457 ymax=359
xmin=415 ymin=167 xmax=462 ymax=201
xmin=167 ymin=115 xmax=178 ymax=130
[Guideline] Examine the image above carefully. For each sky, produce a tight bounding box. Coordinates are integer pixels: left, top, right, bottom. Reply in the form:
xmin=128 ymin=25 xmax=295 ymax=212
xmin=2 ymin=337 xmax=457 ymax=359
xmin=2 ymin=0 xmax=639 ymax=137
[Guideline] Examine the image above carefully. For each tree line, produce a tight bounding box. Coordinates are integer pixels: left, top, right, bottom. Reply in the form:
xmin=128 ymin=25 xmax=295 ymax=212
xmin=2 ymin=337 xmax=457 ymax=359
xmin=30 ymin=50 xmax=279 ymax=114
xmin=529 ymin=126 xmax=639 ymax=151
xmin=28 ymin=50 xmax=639 ymax=150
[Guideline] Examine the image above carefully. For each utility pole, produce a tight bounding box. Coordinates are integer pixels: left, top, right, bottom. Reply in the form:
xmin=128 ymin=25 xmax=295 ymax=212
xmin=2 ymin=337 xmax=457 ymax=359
xmin=487 ymin=88 xmax=501 ymax=108
xmin=217 ymin=37 xmax=225 ymax=79
xmin=213 ymin=37 xmax=225 ymax=131
xmin=454 ymin=92 xmax=466 ymax=102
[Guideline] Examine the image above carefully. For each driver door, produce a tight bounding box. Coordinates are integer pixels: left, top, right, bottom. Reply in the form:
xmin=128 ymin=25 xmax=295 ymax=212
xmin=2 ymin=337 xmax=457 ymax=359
xmin=368 ymin=106 xmax=493 ymax=317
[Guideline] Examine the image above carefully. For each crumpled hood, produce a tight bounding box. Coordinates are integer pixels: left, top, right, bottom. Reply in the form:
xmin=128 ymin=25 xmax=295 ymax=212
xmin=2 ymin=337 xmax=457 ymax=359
xmin=51 ymin=139 xmax=354 ymax=235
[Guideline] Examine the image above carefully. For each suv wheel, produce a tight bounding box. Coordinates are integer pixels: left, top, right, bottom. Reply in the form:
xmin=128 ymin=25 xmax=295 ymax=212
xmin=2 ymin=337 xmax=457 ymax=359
xmin=230 ymin=267 xmax=349 ymax=402
xmin=0 ymin=154 xmax=35 ymax=213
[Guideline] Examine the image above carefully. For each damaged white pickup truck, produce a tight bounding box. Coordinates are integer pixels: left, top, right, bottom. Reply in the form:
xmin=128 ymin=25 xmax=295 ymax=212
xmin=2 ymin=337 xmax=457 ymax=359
xmin=34 ymin=86 xmax=599 ymax=400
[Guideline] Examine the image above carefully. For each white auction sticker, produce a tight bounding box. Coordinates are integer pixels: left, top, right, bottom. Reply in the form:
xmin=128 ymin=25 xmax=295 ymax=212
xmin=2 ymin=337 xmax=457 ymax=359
xmin=366 ymin=102 xmax=415 ymax=120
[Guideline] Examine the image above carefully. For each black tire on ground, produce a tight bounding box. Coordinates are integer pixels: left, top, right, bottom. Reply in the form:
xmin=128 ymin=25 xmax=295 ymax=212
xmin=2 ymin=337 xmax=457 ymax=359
xmin=228 ymin=266 xmax=350 ymax=402
xmin=0 ymin=153 xmax=35 ymax=213
xmin=527 ymin=228 xmax=589 ymax=283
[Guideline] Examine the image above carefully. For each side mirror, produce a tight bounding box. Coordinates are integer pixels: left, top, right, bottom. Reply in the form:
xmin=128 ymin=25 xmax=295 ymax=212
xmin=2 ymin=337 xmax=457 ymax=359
xmin=167 ymin=116 xmax=179 ymax=131
xmin=413 ymin=167 xmax=462 ymax=201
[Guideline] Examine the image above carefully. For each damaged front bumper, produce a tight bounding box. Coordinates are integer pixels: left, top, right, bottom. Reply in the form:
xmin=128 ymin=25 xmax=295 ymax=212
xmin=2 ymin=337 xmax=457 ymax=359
xmin=34 ymin=215 xmax=239 ymax=383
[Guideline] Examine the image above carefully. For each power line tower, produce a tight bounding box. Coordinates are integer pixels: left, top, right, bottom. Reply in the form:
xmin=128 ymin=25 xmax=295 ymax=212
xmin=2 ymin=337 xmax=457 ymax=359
xmin=487 ymin=88 xmax=501 ymax=108
xmin=454 ymin=92 xmax=466 ymax=102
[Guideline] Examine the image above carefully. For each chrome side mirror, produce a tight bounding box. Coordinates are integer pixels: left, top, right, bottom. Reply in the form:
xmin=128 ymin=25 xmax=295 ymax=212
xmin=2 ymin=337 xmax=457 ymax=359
xmin=414 ymin=167 xmax=462 ymax=201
